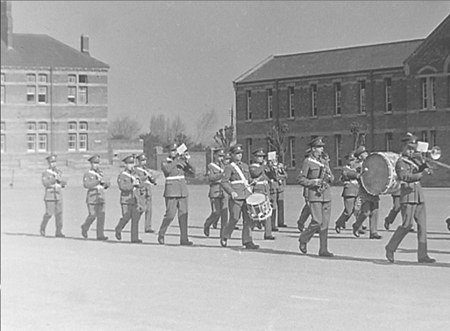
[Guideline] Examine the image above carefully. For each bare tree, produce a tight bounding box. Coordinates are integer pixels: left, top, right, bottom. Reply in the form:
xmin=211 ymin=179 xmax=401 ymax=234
xmin=150 ymin=114 xmax=166 ymax=140
xmin=169 ymin=115 xmax=187 ymax=142
xmin=266 ymin=123 xmax=289 ymax=163
xmin=109 ymin=115 xmax=141 ymax=140
xmin=193 ymin=109 xmax=218 ymax=145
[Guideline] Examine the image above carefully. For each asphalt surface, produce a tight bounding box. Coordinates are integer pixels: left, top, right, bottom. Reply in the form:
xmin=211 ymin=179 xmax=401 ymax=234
xmin=2 ymin=182 xmax=450 ymax=331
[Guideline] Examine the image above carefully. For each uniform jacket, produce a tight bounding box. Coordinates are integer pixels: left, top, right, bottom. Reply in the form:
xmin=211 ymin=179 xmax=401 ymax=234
xmin=269 ymin=164 xmax=287 ymax=195
xmin=135 ymin=165 xmax=156 ymax=199
xmin=83 ymin=169 xmax=107 ymax=204
xmin=396 ymin=154 xmax=426 ymax=204
xmin=117 ymin=168 xmax=138 ymax=205
xmin=249 ymin=162 xmax=270 ymax=195
xmin=297 ymin=156 xmax=334 ymax=202
xmin=42 ymin=167 xmax=64 ymax=201
xmin=340 ymin=165 xmax=360 ymax=197
xmin=221 ymin=161 xmax=252 ymax=200
xmin=207 ymin=161 xmax=225 ymax=198
xmin=162 ymin=157 xmax=195 ymax=198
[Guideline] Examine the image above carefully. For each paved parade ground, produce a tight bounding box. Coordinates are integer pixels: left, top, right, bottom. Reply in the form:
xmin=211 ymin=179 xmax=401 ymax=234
xmin=2 ymin=180 xmax=450 ymax=331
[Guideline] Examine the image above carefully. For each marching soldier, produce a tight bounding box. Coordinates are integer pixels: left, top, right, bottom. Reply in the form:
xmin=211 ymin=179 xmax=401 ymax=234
xmin=334 ymin=152 xmax=360 ymax=233
xmin=115 ymin=154 xmax=143 ymax=243
xmin=298 ymin=137 xmax=334 ymax=257
xmin=40 ymin=154 xmax=66 ymax=237
xmin=203 ymin=148 xmax=228 ymax=237
xmin=135 ymin=153 xmax=157 ymax=233
xmin=223 ymin=151 xmax=238 ymax=230
xmin=383 ymin=189 xmax=401 ymax=231
xmin=385 ymin=134 xmax=435 ymax=263
xmin=269 ymin=157 xmax=288 ymax=230
xmin=297 ymin=148 xmax=312 ymax=232
xmin=157 ymin=143 xmax=196 ymax=246
xmin=81 ymin=155 xmax=109 ymax=240
xmin=351 ymin=146 xmax=382 ymax=239
xmin=220 ymin=144 xmax=259 ymax=249
xmin=249 ymin=148 xmax=275 ymax=240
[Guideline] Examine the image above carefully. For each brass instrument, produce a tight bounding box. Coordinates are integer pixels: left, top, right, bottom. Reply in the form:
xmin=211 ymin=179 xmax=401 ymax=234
xmin=317 ymin=158 xmax=332 ymax=194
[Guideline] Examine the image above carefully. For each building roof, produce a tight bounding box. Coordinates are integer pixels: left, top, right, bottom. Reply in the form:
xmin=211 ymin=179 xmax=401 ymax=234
xmin=235 ymin=39 xmax=424 ymax=84
xmin=1 ymin=33 xmax=109 ymax=69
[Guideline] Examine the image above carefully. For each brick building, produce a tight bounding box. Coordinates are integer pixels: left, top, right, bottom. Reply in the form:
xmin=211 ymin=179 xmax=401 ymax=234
xmin=234 ymin=14 xmax=450 ymax=186
xmin=1 ymin=1 xmax=109 ymax=165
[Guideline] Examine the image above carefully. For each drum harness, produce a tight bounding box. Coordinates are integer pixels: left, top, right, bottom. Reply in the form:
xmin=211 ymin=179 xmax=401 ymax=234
xmin=230 ymin=162 xmax=253 ymax=193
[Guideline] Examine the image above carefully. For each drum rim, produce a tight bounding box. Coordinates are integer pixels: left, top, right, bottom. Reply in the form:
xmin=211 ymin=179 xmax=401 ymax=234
xmin=361 ymin=152 xmax=394 ymax=196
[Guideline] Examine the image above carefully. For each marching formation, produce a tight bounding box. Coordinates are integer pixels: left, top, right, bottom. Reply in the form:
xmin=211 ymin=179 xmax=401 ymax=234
xmin=39 ymin=134 xmax=449 ymax=264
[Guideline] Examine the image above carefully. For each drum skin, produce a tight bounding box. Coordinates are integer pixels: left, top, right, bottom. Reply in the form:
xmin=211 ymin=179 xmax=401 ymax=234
xmin=361 ymin=152 xmax=400 ymax=196
xmin=246 ymin=193 xmax=272 ymax=221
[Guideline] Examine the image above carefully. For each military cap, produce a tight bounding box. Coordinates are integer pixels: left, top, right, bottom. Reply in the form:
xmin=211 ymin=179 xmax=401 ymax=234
xmin=122 ymin=154 xmax=135 ymax=164
xmin=224 ymin=152 xmax=231 ymax=160
xmin=46 ymin=154 xmax=57 ymax=162
xmin=166 ymin=143 xmax=178 ymax=151
xmin=229 ymin=144 xmax=243 ymax=154
xmin=354 ymin=146 xmax=367 ymax=158
xmin=308 ymin=137 xmax=325 ymax=148
xmin=214 ymin=149 xmax=225 ymax=156
xmin=88 ymin=155 xmax=100 ymax=163
xmin=136 ymin=153 xmax=147 ymax=161
xmin=401 ymin=133 xmax=418 ymax=147
xmin=344 ymin=152 xmax=356 ymax=161
xmin=252 ymin=148 xmax=267 ymax=157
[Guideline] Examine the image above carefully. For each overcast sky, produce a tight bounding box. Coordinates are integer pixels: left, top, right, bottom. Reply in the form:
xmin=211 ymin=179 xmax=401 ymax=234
xmin=11 ymin=1 xmax=450 ymax=139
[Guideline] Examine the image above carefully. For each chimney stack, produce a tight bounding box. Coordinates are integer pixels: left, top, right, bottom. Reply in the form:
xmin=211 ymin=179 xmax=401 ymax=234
xmin=1 ymin=0 xmax=13 ymax=49
xmin=80 ymin=34 xmax=89 ymax=55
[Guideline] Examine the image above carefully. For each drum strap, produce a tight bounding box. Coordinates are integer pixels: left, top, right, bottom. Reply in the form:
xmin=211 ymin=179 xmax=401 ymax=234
xmin=401 ymin=157 xmax=419 ymax=171
xmin=230 ymin=162 xmax=252 ymax=193
xmin=209 ymin=162 xmax=223 ymax=173
xmin=307 ymin=157 xmax=325 ymax=168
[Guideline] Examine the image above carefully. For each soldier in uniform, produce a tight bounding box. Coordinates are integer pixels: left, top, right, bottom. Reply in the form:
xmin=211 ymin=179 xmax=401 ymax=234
xmin=385 ymin=134 xmax=435 ymax=263
xmin=298 ymin=137 xmax=334 ymax=257
xmin=383 ymin=190 xmax=401 ymax=230
xmin=115 ymin=154 xmax=143 ymax=243
xmin=40 ymin=154 xmax=66 ymax=237
xmin=351 ymin=146 xmax=382 ymax=239
xmin=135 ymin=153 xmax=157 ymax=233
xmin=157 ymin=143 xmax=195 ymax=246
xmin=297 ymin=148 xmax=312 ymax=232
xmin=220 ymin=144 xmax=259 ymax=249
xmin=249 ymin=148 xmax=275 ymax=240
xmin=203 ymin=149 xmax=228 ymax=237
xmin=81 ymin=155 xmax=109 ymax=240
xmin=269 ymin=157 xmax=288 ymax=230
xmin=334 ymin=152 xmax=360 ymax=233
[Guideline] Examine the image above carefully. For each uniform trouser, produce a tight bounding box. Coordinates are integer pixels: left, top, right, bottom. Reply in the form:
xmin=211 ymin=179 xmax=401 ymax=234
xmin=386 ymin=202 xmax=428 ymax=260
xmin=82 ymin=203 xmax=106 ymax=238
xmin=221 ymin=199 xmax=253 ymax=245
xmin=299 ymin=201 xmax=331 ymax=253
xmin=143 ymin=196 xmax=153 ymax=231
xmin=297 ymin=200 xmax=311 ymax=228
xmin=116 ymin=203 xmax=142 ymax=241
xmin=353 ymin=200 xmax=379 ymax=234
xmin=335 ymin=196 xmax=356 ymax=227
xmin=271 ymin=191 xmax=285 ymax=228
xmin=158 ymin=197 xmax=189 ymax=242
xmin=385 ymin=195 xmax=401 ymax=225
xmin=204 ymin=197 xmax=228 ymax=235
xmin=41 ymin=200 xmax=63 ymax=235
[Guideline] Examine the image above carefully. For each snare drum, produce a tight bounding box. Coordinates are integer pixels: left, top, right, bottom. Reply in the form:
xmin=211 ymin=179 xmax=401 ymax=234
xmin=246 ymin=193 xmax=272 ymax=221
xmin=360 ymin=152 xmax=401 ymax=196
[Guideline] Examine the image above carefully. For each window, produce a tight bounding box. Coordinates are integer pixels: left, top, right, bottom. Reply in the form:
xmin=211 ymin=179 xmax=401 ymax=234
xmin=68 ymin=134 xmax=77 ymax=151
xmin=311 ymin=84 xmax=317 ymax=117
xmin=79 ymin=133 xmax=88 ymax=151
xmin=1 ymin=134 xmax=4 ymax=153
xmin=38 ymin=122 xmax=48 ymax=131
xmin=288 ymin=87 xmax=295 ymax=118
xmin=68 ymin=122 xmax=77 ymax=131
xmin=1 ymin=85 xmax=4 ymax=104
xmin=335 ymin=135 xmax=342 ymax=166
xmin=78 ymin=86 xmax=87 ymax=104
xmin=27 ymin=86 xmax=36 ymax=102
xmin=421 ymin=130 xmax=427 ymax=142
xmin=38 ymin=134 xmax=47 ymax=152
xmin=1 ymin=73 xmax=4 ymax=83
xmin=38 ymin=86 xmax=47 ymax=103
xmin=246 ymin=91 xmax=252 ymax=121
xmin=27 ymin=134 xmax=36 ymax=152
xmin=79 ymin=121 xmax=88 ymax=131
xmin=246 ymin=138 xmax=252 ymax=163
xmin=421 ymin=77 xmax=436 ymax=109
xmin=385 ymin=78 xmax=392 ymax=112
xmin=385 ymin=132 xmax=393 ymax=151
xmin=79 ymin=74 xmax=88 ymax=84
xmin=68 ymin=74 xmax=76 ymax=84
xmin=335 ymin=83 xmax=341 ymax=115
xmin=68 ymin=86 xmax=76 ymax=103
xmin=288 ymin=137 xmax=296 ymax=168
xmin=359 ymin=80 xmax=366 ymax=113
xmin=27 ymin=122 xmax=36 ymax=131
xmin=430 ymin=130 xmax=437 ymax=147
xmin=27 ymin=74 xmax=36 ymax=83
xmin=38 ymin=74 xmax=47 ymax=84
xmin=267 ymin=89 xmax=273 ymax=119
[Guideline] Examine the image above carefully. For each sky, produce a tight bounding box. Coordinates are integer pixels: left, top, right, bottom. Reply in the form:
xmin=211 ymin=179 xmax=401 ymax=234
xmin=10 ymin=1 xmax=450 ymax=141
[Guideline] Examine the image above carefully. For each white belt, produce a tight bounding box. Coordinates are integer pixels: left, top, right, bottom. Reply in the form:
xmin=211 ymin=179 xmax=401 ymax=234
xmin=231 ymin=180 xmax=247 ymax=184
xmin=256 ymin=180 xmax=268 ymax=185
xmin=345 ymin=180 xmax=358 ymax=185
xmin=166 ymin=175 xmax=185 ymax=180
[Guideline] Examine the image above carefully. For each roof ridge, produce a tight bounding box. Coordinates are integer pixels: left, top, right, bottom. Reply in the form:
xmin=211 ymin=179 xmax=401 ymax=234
xmin=273 ymin=38 xmax=425 ymax=59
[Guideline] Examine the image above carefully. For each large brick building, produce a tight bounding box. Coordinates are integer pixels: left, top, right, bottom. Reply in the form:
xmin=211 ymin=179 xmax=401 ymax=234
xmin=234 ymin=14 xmax=450 ymax=186
xmin=1 ymin=1 xmax=109 ymax=165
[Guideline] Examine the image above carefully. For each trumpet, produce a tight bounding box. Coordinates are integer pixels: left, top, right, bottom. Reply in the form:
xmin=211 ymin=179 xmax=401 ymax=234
xmin=415 ymin=143 xmax=450 ymax=170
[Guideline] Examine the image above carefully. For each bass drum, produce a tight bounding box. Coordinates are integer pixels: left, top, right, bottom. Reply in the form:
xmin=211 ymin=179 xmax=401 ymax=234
xmin=360 ymin=152 xmax=401 ymax=196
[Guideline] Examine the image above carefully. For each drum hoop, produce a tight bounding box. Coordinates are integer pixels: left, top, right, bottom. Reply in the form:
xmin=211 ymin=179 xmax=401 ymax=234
xmin=361 ymin=152 xmax=398 ymax=195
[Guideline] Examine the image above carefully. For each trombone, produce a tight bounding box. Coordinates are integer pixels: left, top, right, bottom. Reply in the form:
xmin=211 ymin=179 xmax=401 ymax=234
xmin=416 ymin=142 xmax=450 ymax=170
